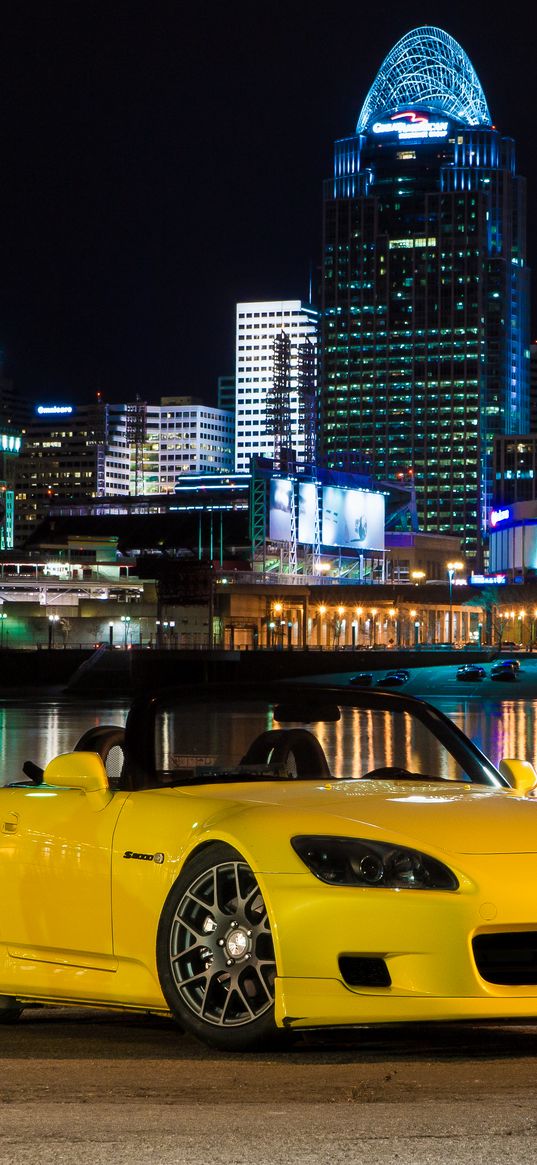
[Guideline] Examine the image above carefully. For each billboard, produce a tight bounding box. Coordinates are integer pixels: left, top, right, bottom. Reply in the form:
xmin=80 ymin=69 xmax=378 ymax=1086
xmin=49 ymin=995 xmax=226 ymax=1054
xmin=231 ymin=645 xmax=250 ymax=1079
xmin=269 ymin=478 xmax=294 ymax=542
xmin=298 ymin=482 xmax=317 ymax=545
xmin=321 ymin=487 xmax=384 ymax=551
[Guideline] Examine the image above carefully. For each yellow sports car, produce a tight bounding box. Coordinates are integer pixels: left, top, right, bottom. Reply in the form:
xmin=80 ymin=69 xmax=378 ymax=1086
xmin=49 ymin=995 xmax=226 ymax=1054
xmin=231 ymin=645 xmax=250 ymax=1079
xmin=2 ymin=683 xmax=537 ymax=1051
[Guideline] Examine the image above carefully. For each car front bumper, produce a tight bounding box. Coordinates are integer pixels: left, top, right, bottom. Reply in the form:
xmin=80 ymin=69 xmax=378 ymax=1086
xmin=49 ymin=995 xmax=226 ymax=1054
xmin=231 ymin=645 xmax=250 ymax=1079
xmin=259 ymin=861 xmax=537 ymax=1029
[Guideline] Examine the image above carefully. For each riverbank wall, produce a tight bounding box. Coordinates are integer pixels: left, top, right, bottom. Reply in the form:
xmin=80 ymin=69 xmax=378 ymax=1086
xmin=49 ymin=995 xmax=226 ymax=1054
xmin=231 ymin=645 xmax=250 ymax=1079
xmin=0 ymin=644 xmax=499 ymax=694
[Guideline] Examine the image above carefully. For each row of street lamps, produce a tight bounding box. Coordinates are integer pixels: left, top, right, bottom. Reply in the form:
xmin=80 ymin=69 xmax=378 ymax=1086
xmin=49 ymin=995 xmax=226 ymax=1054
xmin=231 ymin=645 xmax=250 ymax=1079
xmin=270 ymin=602 xmax=454 ymax=649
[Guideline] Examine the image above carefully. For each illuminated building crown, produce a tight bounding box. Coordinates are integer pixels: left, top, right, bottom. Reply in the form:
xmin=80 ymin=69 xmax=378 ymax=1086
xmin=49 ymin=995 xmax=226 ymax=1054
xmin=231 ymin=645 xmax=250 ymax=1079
xmin=357 ymin=26 xmax=491 ymax=132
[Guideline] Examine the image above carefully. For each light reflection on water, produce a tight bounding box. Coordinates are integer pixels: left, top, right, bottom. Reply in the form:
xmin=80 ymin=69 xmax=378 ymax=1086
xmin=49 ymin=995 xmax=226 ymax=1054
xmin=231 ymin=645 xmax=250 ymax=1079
xmin=0 ymin=700 xmax=130 ymax=786
xmin=2 ymin=696 xmax=537 ymax=787
xmin=430 ymin=698 xmax=537 ymax=771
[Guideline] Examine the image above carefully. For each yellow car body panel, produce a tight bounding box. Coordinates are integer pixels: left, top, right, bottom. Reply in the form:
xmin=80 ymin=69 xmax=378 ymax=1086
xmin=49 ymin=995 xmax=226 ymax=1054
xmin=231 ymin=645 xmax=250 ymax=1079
xmin=4 ymin=762 xmax=537 ymax=1029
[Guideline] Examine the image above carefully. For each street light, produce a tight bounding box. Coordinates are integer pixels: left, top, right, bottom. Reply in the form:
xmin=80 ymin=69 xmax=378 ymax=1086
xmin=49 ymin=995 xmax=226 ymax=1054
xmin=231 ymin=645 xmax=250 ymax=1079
xmin=370 ymin=608 xmax=378 ymax=648
xmin=519 ymin=609 xmax=526 ymax=648
xmin=48 ymin=613 xmax=59 ymax=649
xmin=411 ymin=570 xmax=426 ymax=585
xmin=336 ymin=605 xmax=345 ymax=648
xmin=317 ymin=605 xmax=326 ymax=650
xmin=388 ymin=608 xmax=397 ymax=648
xmin=410 ymin=615 xmax=419 ymax=652
xmin=121 ymin=615 xmax=131 ymax=649
xmin=446 ymin=560 xmax=464 ymax=645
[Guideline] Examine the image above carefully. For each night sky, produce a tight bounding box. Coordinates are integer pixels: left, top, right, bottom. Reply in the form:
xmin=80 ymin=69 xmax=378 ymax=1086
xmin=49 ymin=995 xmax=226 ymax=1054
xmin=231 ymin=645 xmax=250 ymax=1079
xmin=0 ymin=1 xmax=535 ymax=406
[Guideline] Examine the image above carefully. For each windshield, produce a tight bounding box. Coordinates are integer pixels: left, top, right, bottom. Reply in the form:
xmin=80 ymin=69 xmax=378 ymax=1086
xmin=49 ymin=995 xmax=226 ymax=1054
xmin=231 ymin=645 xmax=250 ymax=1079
xmin=149 ymin=698 xmax=503 ymax=788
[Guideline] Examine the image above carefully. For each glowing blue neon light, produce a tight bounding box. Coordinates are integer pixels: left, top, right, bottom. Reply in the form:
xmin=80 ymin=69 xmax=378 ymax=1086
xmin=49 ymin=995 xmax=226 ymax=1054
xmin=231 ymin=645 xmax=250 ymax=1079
xmin=490 ymin=508 xmax=510 ymax=527
xmin=357 ymin=26 xmax=492 ymax=132
xmin=37 ymin=405 xmax=74 ymax=415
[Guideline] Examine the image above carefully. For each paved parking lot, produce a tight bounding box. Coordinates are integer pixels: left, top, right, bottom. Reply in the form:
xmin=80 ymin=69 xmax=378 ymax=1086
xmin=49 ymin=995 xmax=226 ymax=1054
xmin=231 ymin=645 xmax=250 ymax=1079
xmin=2 ymin=1009 xmax=537 ymax=1164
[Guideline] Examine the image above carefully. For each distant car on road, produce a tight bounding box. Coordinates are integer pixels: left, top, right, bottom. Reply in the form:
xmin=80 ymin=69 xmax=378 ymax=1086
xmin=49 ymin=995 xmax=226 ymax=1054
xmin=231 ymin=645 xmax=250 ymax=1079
xmin=376 ymin=670 xmax=410 ymax=688
xmin=349 ymin=672 xmax=374 ymax=687
xmin=491 ymin=661 xmax=518 ymax=682
xmin=456 ymin=665 xmax=486 ymax=682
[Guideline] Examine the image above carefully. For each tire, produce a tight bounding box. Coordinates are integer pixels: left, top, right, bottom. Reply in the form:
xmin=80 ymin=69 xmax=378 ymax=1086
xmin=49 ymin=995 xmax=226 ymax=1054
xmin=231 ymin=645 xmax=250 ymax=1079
xmin=0 ymin=996 xmax=23 ymax=1024
xmin=157 ymin=843 xmax=278 ymax=1051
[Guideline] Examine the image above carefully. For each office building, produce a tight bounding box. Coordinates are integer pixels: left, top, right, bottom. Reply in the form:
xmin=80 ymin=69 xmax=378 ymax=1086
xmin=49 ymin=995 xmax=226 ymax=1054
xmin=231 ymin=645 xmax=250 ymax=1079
xmin=147 ymin=398 xmax=234 ymax=490
xmin=530 ymin=342 xmax=537 ymax=433
xmin=235 ymin=300 xmax=318 ymax=473
xmin=217 ymin=376 xmax=235 ymax=414
xmin=320 ymin=25 xmax=529 ymax=563
xmin=15 ymin=401 xmax=129 ymax=544
xmin=493 ymin=434 xmax=537 ymax=505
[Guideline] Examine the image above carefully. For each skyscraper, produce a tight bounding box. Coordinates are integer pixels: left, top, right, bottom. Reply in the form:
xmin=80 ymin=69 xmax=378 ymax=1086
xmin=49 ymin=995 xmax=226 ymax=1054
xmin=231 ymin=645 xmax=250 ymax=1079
xmin=320 ymin=26 xmax=529 ymax=563
xmin=235 ymin=300 xmax=318 ymax=473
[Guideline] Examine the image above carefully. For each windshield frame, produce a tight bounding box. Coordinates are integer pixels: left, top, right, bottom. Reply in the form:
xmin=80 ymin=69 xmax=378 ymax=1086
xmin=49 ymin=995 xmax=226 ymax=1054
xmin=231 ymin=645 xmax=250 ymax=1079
xmin=120 ymin=683 xmax=509 ymax=792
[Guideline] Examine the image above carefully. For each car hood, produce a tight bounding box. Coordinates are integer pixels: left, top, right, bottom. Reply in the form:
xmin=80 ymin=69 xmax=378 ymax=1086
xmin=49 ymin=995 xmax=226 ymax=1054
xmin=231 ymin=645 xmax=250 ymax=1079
xmin=176 ymin=779 xmax=537 ymax=856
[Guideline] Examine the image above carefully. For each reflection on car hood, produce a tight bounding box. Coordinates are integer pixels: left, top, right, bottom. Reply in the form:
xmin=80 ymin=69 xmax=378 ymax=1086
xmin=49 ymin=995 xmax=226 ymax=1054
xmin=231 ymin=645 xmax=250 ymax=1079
xmin=171 ymin=779 xmax=537 ymax=856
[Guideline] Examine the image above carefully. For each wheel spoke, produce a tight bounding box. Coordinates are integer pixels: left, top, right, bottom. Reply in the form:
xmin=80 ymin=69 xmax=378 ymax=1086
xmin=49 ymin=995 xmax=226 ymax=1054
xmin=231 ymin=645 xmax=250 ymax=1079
xmin=233 ymin=982 xmax=257 ymax=1020
xmin=174 ymin=910 xmax=207 ymax=939
xmin=170 ymin=938 xmax=204 ymax=962
xmin=175 ymin=968 xmax=208 ymax=989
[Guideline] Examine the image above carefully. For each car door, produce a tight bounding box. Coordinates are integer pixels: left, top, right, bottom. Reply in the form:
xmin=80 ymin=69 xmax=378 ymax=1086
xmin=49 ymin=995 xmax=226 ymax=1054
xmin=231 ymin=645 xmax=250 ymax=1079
xmin=0 ymin=783 xmax=129 ymax=968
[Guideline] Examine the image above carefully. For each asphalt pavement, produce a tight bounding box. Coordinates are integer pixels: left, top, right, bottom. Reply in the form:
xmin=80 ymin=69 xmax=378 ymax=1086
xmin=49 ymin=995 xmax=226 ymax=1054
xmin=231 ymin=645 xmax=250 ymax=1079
xmin=2 ymin=1009 xmax=537 ymax=1164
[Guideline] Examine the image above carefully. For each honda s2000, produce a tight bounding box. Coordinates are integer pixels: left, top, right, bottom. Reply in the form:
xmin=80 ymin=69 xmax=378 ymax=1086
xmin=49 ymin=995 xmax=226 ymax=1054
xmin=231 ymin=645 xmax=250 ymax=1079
xmin=1 ymin=684 xmax=537 ymax=1051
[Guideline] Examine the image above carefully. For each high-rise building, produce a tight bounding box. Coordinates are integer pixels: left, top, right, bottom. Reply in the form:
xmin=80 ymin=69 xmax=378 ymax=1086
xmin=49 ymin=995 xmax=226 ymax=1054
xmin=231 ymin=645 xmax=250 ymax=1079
xmin=14 ymin=401 xmax=129 ymax=544
xmin=319 ymin=26 xmax=529 ymax=563
xmin=146 ymin=398 xmax=234 ymax=489
xmin=235 ymin=300 xmax=318 ymax=473
xmin=217 ymin=375 xmax=235 ymax=414
xmin=530 ymin=342 xmax=537 ymax=434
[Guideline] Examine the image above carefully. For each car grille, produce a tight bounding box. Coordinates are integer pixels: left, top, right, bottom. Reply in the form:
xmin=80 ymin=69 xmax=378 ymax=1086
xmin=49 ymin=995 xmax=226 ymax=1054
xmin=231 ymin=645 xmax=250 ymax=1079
xmin=339 ymin=956 xmax=391 ymax=988
xmin=473 ymin=932 xmax=537 ymax=985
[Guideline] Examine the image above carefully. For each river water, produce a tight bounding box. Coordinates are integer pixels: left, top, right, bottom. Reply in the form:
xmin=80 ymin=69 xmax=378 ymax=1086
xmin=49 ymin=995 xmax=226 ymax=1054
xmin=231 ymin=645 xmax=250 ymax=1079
xmin=2 ymin=694 xmax=537 ymax=786
xmin=0 ymin=697 xmax=131 ymax=786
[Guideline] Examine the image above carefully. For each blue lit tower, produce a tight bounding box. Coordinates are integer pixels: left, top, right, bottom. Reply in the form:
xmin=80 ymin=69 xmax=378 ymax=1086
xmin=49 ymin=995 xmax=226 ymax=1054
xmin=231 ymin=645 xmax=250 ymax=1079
xmin=320 ymin=27 xmax=529 ymax=563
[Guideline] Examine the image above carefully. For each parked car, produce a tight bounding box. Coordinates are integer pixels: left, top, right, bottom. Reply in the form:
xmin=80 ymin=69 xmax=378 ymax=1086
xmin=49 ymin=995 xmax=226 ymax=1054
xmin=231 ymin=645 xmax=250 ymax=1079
xmin=456 ymin=665 xmax=486 ymax=681
xmin=349 ymin=672 xmax=374 ymax=687
xmin=501 ymin=658 xmax=521 ymax=671
xmin=3 ymin=682 xmax=537 ymax=1052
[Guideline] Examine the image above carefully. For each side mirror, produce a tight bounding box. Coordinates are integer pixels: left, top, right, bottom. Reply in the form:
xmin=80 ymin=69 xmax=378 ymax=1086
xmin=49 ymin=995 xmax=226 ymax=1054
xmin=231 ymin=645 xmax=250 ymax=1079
xmin=499 ymin=758 xmax=537 ymax=796
xmin=43 ymin=752 xmax=111 ymax=808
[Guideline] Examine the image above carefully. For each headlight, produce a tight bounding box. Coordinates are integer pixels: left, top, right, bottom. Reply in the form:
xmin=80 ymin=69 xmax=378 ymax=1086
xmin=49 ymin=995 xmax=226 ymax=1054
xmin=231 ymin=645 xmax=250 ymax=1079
xmin=291 ymin=835 xmax=458 ymax=890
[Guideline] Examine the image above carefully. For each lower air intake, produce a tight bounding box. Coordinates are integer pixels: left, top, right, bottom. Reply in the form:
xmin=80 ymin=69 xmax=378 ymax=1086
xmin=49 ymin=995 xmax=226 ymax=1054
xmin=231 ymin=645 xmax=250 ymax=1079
xmin=339 ymin=955 xmax=391 ymax=988
xmin=473 ymin=932 xmax=537 ymax=985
